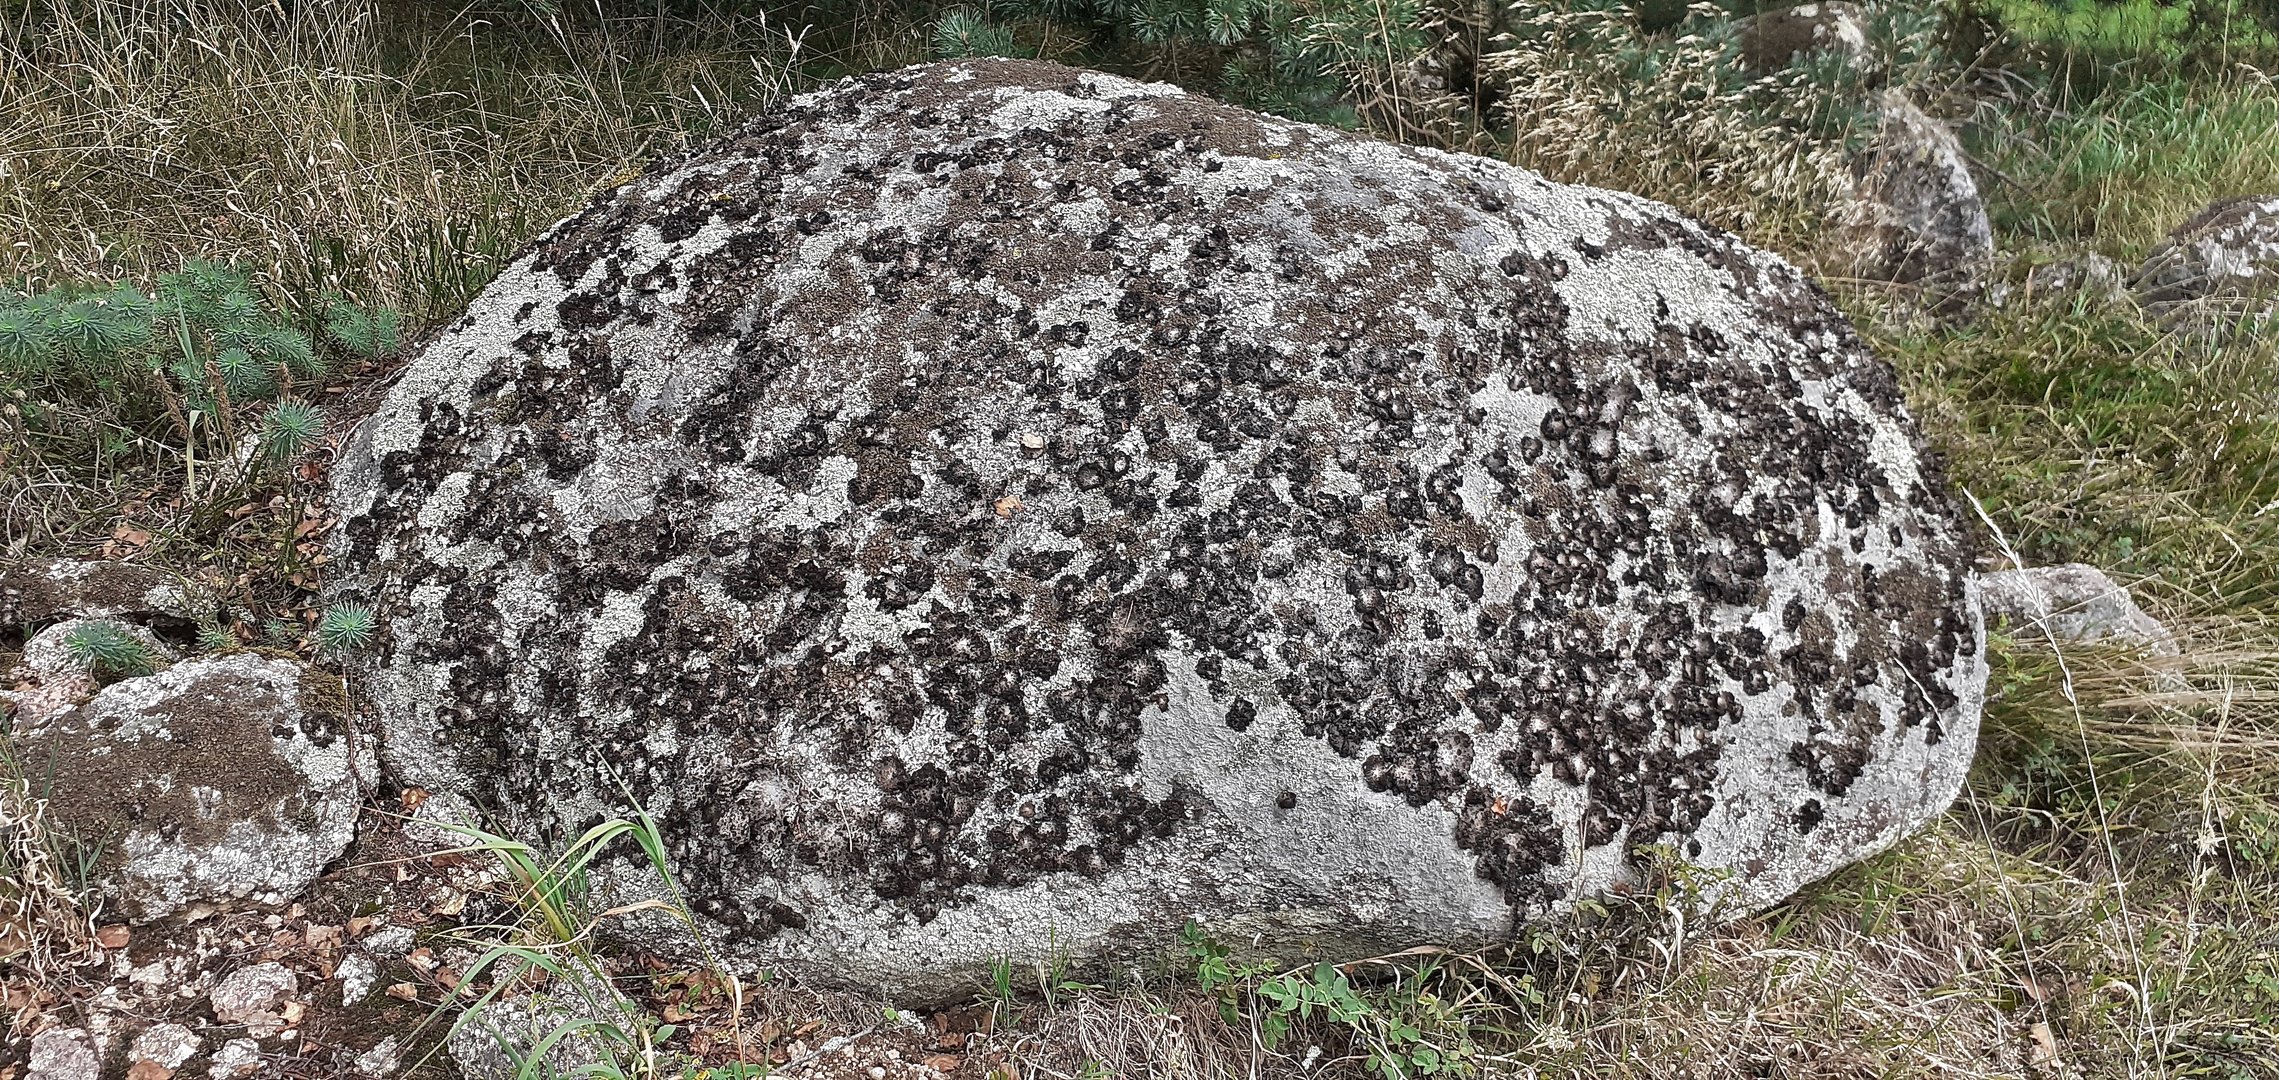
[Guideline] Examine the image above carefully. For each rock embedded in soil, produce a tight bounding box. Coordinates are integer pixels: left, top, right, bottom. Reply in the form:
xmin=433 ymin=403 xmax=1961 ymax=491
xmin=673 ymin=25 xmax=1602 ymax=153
xmin=2133 ymin=194 xmax=2279 ymax=336
xmin=129 ymin=1023 xmax=202 ymax=1071
xmin=208 ymin=1038 xmax=263 ymax=1080
xmin=1978 ymin=564 xmax=2176 ymax=656
xmin=14 ymin=654 xmax=370 ymax=922
xmin=333 ymin=58 xmax=1987 ymax=1001
xmin=445 ymin=975 xmax=641 ymax=1080
xmin=27 ymin=1028 xmax=100 ymax=1080
xmin=0 ymin=558 xmax=214 ymax=632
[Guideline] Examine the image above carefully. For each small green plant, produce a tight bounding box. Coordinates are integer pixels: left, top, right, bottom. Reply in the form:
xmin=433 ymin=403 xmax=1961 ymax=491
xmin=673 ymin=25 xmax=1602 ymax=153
xmin=257 ymin=400 xmax=325 ymax=468
xmin=259 ymin=619 xmax=302 ymax=650
xmin=2 ymin=261 xmax=398 ymax=520
xmin=194 ymin=620 xmax=242 ymax=654
xmin=432 ymin=804 xmax=753 ymax=1080
xmin=59 ymin=621 xmax=159 ymax=680
xmin=314 ymin=602 xmax=377 ymax=656
xmin=324 ymin=294 xmax=403 ymax=361
xmin=1182 ymin=923 xmax=1473 ymax=1079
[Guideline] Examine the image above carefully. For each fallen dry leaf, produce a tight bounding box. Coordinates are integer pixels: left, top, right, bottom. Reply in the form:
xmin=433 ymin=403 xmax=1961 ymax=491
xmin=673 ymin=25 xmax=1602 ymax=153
xmin=94 ymin=924 xmax=131 ymax=949
xmin=399 ymin=787 xmax=431 ymax=813
xmin=385 ymin=982 xmax=420 ymax=1002
xmin=923 ymin=1055 xmax=962 ymax=1073
xmin=2028 ymin=1021 xmax=2060 ymax=1067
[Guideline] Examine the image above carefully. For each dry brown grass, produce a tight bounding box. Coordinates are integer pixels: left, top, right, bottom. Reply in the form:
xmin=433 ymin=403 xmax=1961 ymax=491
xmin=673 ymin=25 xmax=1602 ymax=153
xmin=0 ymin=0 xmax=799 ymax=323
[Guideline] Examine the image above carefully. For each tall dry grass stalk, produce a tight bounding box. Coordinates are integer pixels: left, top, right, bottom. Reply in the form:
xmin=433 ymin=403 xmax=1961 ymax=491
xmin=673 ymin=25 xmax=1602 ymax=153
xmin=0 ymin=775 xmax=97 ymax=1016
xmin=0 ymin=0 xmax=799 ymax=323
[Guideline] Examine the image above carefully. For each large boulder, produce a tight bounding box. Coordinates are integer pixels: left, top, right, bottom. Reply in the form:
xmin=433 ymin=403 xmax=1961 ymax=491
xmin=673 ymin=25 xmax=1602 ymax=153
xmin=333 ymin=59 xmax=1985 ymax=1000
xmin=2133 ymin=194 xmax=2279 ymax=336
xmin=12 ymin=654 xmax=368 ymax=922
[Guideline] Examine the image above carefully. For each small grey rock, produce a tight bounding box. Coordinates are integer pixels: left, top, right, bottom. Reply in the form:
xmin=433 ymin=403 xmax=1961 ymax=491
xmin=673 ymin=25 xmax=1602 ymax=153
xmin=210 ymin=961 xmax=299 ymax=1035
xmin=353 ymin=1035 xmax=403 ymax=1078
xmin=2025 ymin=252 xmax=2130 ymax=306
xmin=338 ymin=951 xmax=380 ymax=1006
xmin=1979 ymin=564 xmax=2176 ymax=656
xmin=360 ymin=924 xmax=417 ymax=959
xmin=20 ymin=655 xmax=369 ymax=922
xmin=27 ymin=1028 xmax=100 ymax=1080
xmin=209 ymin=1038 xmax=264 ymax=1079
xmin=447 ymin=974 xmax=642 ymax=1080
xmin=130 ymin=1023 xmax=202 ymax=1070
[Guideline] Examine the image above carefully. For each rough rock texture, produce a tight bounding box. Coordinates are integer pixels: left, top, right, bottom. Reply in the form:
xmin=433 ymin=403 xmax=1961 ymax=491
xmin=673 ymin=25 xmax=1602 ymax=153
xmin=446 ymin=976 xmax=638 ymax=1080
xmin=1738 ymin=2 xmax=1877 ymax=78
xmin=13 ymin=655 xmax=368 ymax=922
xmin=0 ymin=558 xmax=214 ymax=632
xmin=353 ymin=1036 xmax=402 ymax=1078
xmin=2023 ymin=252 xmax=2130 ymax=307
xmin=1979 ymin=564 xmax=2176 ymax=656
xmin=334 ymin=59 xmax=1985 ymax=999
xmin=1840 ymin=91 xmax=1993 ymax=299
xmin=27 ymin=1028 xmax=100 ymax=1080
xmin=129 ymin=1023 xmax=202 ymax=1071
xmin=209 ymin=1038 xmax=263 ymax=1079
xmin=210 ymin=962 xmax=301 ymax=1037
xmin=2133 ymin=194 xmax=2279 ymax=335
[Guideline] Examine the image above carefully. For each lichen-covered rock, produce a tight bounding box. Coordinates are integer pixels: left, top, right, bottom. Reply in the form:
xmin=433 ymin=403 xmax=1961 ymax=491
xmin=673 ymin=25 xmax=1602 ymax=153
xmin=210 ymin=962 xmax=301 ymax=1037
xmin=1737 ymin=2 xmax=1877 ymax=78
xmin=129 ymin=1023 xmax=202 ymax=1072
xmin=15 ymin=654 xmax=368 ymax=922
xmin=1979 ymin=564 xmax=2175 ymax=656
xmin=2023 ymin=251 xmax=2130 ymax=307
xmin=0 ymin=558 xmax=214 ymax=631
xmin=446 ymin=975 xmax=640 ymax=1080
xmin=1839 ymin=91 xmax=1993 ymax=299
xmin=27 ymin=1028 xmax=100 ymax=1080
xmin=333 ymin=59 xmax=1985 ymax=1000
xmin=2133 ymin=194 xmax=2279 ymax=335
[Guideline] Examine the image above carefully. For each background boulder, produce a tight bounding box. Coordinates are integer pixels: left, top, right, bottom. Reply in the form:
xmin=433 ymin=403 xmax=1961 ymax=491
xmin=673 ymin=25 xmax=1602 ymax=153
xmin=2133 ymin=194 xmax=2279 ymax=336
xmin=333 ymin=59 xmax=1985 ymax=1000
xmin=1737 ymin=2 xmax=1878 ymax=79
xmin=1979 ymin=564 xmax=2175 ymax=656
xmin=1838 ymin=91 xmax=1994 ymax=302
